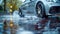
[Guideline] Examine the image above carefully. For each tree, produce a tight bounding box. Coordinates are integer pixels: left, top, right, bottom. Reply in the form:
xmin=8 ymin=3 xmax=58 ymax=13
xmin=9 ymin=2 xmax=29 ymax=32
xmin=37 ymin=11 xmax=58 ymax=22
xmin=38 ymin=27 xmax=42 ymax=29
xmin=6 ymin=0 xmax=22 ymax=13
xmin=4 ymin=0 xmax=6 ymax=11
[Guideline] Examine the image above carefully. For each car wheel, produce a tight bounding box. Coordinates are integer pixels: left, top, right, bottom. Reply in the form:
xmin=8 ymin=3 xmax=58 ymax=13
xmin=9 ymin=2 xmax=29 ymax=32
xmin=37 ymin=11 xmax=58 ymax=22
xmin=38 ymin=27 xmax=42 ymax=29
xmin=19 ymin=8 xmax=24 ymax=17
xmin=36 ymin=2 xmax=46 ymax=18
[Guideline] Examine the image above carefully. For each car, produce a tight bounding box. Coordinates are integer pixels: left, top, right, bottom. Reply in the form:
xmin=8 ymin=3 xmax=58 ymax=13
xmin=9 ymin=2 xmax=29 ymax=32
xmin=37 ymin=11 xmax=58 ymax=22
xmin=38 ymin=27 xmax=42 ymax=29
xmin=19 ymin=0 xmax=60 ymax=18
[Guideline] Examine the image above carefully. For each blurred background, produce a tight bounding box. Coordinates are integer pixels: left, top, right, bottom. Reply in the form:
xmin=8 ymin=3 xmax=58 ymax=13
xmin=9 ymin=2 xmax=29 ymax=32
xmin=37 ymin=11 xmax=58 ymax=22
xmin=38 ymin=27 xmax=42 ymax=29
xmin=0 ymin=0 xmax=60 ymax=34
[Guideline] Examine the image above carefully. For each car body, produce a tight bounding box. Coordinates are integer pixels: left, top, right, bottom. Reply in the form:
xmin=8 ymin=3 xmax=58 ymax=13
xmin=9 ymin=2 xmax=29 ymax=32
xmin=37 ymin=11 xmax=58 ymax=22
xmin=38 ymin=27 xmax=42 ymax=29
xmin=19 ymin=0 xmax=60 ymax=17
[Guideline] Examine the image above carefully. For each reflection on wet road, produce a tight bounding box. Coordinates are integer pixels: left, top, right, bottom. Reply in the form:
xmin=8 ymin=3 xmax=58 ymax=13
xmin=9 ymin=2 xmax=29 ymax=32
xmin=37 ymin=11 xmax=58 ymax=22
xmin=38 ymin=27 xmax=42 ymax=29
xmin=0 ymin=11 xmax=59 ymax=34
xmin=0 ymin=11 xmax=40 ymax=34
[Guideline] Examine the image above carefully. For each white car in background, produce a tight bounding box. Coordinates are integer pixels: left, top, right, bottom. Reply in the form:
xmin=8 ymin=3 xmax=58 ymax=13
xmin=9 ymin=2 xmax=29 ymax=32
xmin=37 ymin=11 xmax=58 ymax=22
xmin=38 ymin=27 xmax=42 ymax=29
xmin=19 ymin=0 xmax=60 ymax=18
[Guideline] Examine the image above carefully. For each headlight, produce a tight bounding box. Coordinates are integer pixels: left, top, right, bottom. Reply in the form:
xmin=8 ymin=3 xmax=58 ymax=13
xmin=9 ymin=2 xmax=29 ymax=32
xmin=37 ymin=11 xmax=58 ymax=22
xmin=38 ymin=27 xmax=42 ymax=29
xmin=46 ymin=0 xmax=57 ymax=2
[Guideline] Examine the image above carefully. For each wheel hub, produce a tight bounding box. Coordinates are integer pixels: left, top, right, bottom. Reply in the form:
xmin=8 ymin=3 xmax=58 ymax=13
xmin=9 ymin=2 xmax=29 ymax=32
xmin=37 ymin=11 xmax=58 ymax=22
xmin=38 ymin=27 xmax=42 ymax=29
xmin=37 ymin=6 xmax=42 ymax=17
xmin=38 ymin=8 xmax=41 ymax=14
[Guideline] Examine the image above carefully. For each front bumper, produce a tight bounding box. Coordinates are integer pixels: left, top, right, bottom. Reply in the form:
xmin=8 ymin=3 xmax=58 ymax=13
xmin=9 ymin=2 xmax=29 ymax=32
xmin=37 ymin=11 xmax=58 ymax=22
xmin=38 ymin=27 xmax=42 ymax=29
xmin=49 ymin=6 xmax=60 ymax=14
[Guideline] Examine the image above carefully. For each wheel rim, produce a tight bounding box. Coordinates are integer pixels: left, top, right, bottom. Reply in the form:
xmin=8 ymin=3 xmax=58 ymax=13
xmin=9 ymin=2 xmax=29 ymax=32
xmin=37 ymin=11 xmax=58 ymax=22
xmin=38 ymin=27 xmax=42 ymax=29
xmin=37 ymin=7 xmax=41 ymax=14
xmin=37 ymin=5 xmax=42 ymax=17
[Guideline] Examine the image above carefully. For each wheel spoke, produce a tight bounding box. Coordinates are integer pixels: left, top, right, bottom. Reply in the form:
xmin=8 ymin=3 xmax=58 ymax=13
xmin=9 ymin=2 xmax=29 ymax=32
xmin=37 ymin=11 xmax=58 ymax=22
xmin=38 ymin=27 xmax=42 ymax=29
xmin=37 ymin=6 xmax=41 ymax=15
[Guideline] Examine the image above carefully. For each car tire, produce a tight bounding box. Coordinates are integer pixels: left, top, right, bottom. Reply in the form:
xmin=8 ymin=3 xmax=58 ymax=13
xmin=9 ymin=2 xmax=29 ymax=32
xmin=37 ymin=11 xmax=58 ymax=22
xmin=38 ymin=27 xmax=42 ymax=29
xmin=19 ymin=8 xmax=24 ymax=17
xmin=36 ymin=2 xmax=46 ymax=18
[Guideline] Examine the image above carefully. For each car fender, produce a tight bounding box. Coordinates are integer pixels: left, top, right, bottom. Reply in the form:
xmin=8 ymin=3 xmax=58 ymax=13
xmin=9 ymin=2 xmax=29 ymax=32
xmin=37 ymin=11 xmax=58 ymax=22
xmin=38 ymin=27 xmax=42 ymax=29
xmin=35 ymin=0 xmax=49 ymax=15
